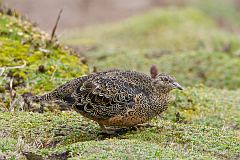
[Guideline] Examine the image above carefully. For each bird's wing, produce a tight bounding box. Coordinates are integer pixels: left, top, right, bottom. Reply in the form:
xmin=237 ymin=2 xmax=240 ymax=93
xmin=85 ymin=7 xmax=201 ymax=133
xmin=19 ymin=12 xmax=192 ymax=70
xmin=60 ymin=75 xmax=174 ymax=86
xmin=72 ymin=75 xmax=142 ymax=119
xmin=33 ymin=70 xmax=121 ymax=105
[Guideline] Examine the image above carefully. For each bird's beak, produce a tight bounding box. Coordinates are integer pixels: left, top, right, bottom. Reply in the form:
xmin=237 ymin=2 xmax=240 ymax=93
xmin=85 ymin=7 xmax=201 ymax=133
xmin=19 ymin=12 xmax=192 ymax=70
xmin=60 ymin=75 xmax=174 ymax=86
xmin=173 ymin=82 xmax=183 ymax=90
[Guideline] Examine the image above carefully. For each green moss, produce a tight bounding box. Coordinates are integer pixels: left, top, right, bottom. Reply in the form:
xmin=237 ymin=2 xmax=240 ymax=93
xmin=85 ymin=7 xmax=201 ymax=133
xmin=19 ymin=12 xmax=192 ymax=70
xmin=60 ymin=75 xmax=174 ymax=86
xmin=125 ymin=121 xmax=239 ymax=159
xmin=165 ymin=86 xmax=240 ymax=129
xmin=0 ymin=111 xmax=239 ymax=159
xmin=0 ymin=11 xmax=88 ymax=110
xmin=0 ymin=138 xmax=19 ymax=160
xmin=0 ymin=112 xmax=99 ymax=146
xmin=47 ymin=139 xmax=218 ymax=159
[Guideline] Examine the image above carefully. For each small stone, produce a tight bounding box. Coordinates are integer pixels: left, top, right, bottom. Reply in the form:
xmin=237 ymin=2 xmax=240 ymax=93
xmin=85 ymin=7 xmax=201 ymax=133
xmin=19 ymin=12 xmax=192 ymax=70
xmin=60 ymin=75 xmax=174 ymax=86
xmin=80 ymin=57 xmax=87 ymax=64
xmin=38 ymin=65 xmax=45 ymax=73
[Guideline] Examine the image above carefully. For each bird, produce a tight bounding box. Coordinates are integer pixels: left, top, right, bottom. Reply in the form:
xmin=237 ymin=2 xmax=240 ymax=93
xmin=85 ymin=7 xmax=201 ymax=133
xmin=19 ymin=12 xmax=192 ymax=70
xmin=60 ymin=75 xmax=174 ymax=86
xmin=30 ymin=65 xmax=183 ymax=134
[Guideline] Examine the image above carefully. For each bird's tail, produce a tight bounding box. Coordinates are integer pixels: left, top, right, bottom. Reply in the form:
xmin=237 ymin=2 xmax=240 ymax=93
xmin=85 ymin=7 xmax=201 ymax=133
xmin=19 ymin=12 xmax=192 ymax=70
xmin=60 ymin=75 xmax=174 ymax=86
xmin=28 ymin=92 xmax=56 ymax=103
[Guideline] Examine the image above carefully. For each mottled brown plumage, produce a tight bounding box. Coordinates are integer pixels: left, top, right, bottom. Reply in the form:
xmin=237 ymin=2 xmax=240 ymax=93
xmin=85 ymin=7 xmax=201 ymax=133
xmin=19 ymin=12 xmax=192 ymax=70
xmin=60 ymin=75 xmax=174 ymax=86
xmin=31 ymin=68 xmax=182 ymax=133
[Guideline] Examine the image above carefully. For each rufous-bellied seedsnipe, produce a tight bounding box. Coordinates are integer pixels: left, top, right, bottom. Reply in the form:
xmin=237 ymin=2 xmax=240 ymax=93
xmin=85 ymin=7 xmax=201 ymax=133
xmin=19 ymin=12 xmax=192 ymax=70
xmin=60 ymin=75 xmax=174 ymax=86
xmin=30 ymin=65 xmax=183 ymax=133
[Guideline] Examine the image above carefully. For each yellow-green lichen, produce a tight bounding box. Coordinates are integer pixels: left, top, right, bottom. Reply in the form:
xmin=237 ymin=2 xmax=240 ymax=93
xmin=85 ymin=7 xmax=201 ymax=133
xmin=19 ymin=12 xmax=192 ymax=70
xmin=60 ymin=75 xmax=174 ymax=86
xmin=0 ymin=9 xmax=88 ymax=110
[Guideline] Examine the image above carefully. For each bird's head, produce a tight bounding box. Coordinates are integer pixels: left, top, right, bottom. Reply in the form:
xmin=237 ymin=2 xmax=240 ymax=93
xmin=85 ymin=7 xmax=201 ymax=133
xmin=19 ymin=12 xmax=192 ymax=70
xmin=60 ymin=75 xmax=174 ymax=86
xmin=151 ymin=73 xmax=183 ymax=92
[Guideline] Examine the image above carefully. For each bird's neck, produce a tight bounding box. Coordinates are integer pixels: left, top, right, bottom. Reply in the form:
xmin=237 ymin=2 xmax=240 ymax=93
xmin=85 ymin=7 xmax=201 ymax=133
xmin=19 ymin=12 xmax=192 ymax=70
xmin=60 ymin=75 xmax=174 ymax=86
xmin=150 ymin=90 xmax=170 ymax=114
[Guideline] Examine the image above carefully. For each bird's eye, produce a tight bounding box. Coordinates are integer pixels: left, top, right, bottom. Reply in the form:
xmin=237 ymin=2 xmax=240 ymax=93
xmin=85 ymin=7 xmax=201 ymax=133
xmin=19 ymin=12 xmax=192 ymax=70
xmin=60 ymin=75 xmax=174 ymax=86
xmin=164 ymin=77 xmax=168 ymax=81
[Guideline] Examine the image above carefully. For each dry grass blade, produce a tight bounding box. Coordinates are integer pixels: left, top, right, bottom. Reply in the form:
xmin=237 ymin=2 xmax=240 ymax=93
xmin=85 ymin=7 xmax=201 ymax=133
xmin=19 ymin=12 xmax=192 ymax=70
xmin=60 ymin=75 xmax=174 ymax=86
xmin=0 ymin=60 xmax=26 ymax=76
xmin=50 ymin=9 xmax=63 ymax=42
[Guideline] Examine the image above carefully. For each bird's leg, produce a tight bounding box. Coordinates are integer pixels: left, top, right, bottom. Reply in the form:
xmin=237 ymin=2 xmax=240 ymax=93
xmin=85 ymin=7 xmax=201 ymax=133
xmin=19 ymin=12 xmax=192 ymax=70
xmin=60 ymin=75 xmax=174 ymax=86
xmin=98 ymin=123 xmax=106 ymax=131
xmin=98 ymin=123 xmax=117 ymax=134
xmin=38 ymin=102 xmax=45 ymax=113
xmin=98 ymin=123 xmax=130 ymax=134
xmin=136 ymin=123 xmax=155 ymax=128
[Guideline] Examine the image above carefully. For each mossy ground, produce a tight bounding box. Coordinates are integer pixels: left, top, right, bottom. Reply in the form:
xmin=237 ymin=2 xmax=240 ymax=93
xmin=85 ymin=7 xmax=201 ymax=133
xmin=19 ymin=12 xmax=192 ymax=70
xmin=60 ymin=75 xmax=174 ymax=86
xmin=1 ymin=93 xmax=239 ymax=159
xmin=1 ymin=87 xmax=239 ymax=159
xmin=0 ymin=2 xmax=240 ymax=160
xmin=0 ymin=8 xmax=88 ymax=111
